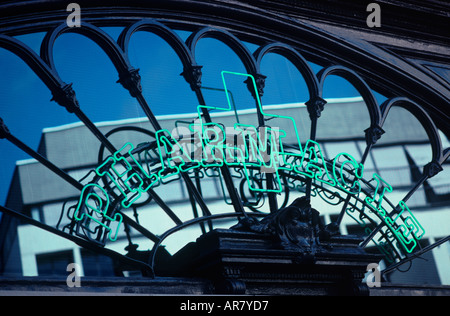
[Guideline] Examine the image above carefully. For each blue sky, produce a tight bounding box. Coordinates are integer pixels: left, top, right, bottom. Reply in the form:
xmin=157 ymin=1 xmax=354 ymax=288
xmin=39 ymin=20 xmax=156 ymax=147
xmin=0 ymin=26 xmax=385 ymax=208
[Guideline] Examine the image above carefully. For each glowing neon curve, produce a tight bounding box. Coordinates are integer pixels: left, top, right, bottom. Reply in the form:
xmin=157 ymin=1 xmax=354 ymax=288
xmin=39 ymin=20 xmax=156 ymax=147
xmin=385 ymin=201 xmax=425 ymax=254
xmin=74 ymin=184 xmax=123 ymax=242
xmin=72 ymin=71 xmax=425 ymax=254
xmin=193 ymin=72 xmax=281 ymax=192
xmin=192 ymin=71 xmax=340 ymax=192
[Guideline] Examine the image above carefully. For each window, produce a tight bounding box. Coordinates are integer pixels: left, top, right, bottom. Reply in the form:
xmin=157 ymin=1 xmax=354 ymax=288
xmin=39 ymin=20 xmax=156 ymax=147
xmin=80 ymin=249 xmax=115 ymax=277
xmin=36 ymin=250 xmax=73 ymax=276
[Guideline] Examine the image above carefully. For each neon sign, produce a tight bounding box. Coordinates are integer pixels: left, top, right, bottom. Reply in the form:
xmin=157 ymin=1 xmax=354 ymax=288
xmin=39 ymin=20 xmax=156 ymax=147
xmin=74 ymin=71 xmax=425 ymax=254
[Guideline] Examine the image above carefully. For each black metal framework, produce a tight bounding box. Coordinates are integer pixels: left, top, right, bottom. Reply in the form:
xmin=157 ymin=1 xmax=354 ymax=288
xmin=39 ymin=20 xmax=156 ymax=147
xmin=0 ymin=1 xmax=449 ymax=280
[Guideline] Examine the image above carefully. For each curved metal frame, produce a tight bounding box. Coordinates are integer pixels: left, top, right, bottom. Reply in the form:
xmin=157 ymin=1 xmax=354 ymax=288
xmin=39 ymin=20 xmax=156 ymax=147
xmin=0 ymin=2 xmax=449 ymax=279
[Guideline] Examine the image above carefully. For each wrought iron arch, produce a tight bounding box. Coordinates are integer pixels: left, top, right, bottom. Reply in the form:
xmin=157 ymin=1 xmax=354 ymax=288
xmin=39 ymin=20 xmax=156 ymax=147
xmin=41 ymin=22 xmax=132 ymax=78
xmin=118 ymin=19 xmax=197 ymax=72
xmin=0 ymin=1 xmax=447 ymax=133
xmin=0 ymin=2 xmax=448 ymax=283
xmin=380 ymin=97 xmax=444 ymax=164
xmin=187 ymin=26 xmax=258 ymax=78
xmin=0 ymin=34 xmax=68 ymax=99
xmin=317 ymin=65 xmax=382 ymax=132
xmin=255 ymin=42 xmax=320 ymax=100
xmin=254 ymin=42 xmax=325 ymax=144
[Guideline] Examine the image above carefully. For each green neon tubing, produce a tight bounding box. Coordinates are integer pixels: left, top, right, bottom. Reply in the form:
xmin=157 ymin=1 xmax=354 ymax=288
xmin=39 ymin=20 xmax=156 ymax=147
xmin=365 ymin=173 xmax=393 ymax=217
xmin=74 ymin=183 xmax=123 ymax=242
xmin=156 ymin=129 xmax=201 ymax=180
xmin=332 ymin=152 xmax=364 ymax=194
xmin=384 ymin=200 xmax=425 ymax=253
xmin=71 ymin=70 xmax=426 ymax=248
xmin=296 ymin=139 xmax=336 ymax=187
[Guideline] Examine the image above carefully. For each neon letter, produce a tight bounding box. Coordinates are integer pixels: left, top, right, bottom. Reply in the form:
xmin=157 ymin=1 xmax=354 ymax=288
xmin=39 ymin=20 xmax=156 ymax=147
xmin=365 ymin=173 xmax=392 ymax=217
xmin=385 ymin=201 xmax=425 ymax=253
xmin=156 ymin=129 xmax=200 ymax=180
xmin=197 ymin=123 xmax=225 ymax=168
xmin=295 ymin=140 xmax=336 ymax=186
xmin=333 ymin=153 xmax=364 ymax=194
xmin=74 ymin=183 xmax=123 ymax=242
xmin=235 ymin=124 xmax=282 ymax=193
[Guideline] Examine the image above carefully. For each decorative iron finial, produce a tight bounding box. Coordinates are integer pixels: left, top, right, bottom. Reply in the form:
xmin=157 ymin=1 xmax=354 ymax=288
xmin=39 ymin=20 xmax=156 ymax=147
xmin=181 ymin=65 xmax=203 ymax=91
xmin=51 ymin=83 xmax=80 ymax=113
xmin=364 ymin=125 xmax=385 ymax=146
xmin=305 ymin=96 xmax=327 ymax=120
xmin=118 ymin=68 xmax=143 ymax=98
xmin=245 ymin=73 xmax=267 ymax=99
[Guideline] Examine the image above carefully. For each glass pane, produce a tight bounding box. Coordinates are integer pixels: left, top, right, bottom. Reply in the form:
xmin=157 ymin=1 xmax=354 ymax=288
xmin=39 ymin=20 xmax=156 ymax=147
xmin=36 ymin=250 xmax=74 ymax=276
